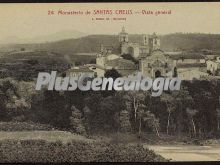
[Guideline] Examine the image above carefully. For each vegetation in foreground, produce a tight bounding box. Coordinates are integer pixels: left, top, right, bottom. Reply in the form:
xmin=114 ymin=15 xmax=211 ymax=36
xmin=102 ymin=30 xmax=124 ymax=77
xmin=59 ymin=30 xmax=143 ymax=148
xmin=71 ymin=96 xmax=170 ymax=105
xmin=0 ymin=138 xmax=166 ymax=162
xmin=0 ymin=69 xmax=219 ymax=162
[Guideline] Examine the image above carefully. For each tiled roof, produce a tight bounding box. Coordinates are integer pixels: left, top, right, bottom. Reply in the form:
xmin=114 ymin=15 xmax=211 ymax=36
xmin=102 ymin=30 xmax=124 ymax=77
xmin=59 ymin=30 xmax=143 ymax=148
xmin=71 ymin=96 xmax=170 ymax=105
xmin=178 ymin=69 xmax=208 ymax=74
xmin=169 ymin=54 xmax=205 ymax=60
xmin=177 ymin=63 xmax=206 ymax=68
xmin=74 ymin=53 xmax=97 ymax=56
xmin=103 ymin=45 xmax=114 ymax=49
xmin=67 ymin=67 xmax=93 ymax=73
xmin=106 ymin=58 xmax=136 ymax=69
xmin=117 ymin=69 xmax=137 ymax=76
xmin=85 ymin=64 xmax=106 ymax=70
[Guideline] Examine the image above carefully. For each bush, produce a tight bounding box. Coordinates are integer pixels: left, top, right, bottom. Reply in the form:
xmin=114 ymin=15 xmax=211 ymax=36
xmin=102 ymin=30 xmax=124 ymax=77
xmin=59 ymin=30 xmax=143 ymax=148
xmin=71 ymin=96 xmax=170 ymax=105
xmin=0 ymin=139 xmax=166 ymax=162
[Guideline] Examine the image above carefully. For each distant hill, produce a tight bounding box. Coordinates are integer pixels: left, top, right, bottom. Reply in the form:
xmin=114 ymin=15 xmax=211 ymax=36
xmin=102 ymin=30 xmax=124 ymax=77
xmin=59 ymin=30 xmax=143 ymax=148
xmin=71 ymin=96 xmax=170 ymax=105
xmin=160 ymin=33 xmax=220 ymax=52
xmin=0 ymin=30 xmax=88 ymax=45
xmin=1 ymin=33 xmax=220 ymax=54
xmin=31 ymin=30 xmax=88 ymax=43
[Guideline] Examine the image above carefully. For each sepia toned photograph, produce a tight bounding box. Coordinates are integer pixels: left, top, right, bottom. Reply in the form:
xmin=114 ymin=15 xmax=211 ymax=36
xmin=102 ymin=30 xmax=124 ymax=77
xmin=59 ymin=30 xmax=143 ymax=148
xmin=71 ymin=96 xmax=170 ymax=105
xmin=0 ymin=2 xmax=219 ymax=163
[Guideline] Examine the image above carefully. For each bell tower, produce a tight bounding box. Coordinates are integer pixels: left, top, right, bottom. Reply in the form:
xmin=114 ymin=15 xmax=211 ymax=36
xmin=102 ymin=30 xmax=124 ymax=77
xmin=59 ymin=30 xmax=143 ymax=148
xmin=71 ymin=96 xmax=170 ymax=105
xmin=142 ymin=34 xmax=148 ymax=45
xmin=119 ymin=26 xmax=128 ymax=43
xmin=148 ymin=32 xmax=160 ymax=54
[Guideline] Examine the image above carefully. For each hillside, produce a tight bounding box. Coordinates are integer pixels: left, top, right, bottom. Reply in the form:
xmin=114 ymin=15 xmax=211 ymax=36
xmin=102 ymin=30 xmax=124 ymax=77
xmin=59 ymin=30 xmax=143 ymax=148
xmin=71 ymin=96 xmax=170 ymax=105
xmin=160 ymin=33 xmax=220 ymax=51
xmin=0 ymin=30 xmax=88 ymax=45
xmin=1 ymin=33 xmax=220 ymax=54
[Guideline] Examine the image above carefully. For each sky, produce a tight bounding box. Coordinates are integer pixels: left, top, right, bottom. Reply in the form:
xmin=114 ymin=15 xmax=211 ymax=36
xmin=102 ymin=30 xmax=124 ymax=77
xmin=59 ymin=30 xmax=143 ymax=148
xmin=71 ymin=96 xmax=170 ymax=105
xmin=0 ymin=2 xmax=220 ymax=42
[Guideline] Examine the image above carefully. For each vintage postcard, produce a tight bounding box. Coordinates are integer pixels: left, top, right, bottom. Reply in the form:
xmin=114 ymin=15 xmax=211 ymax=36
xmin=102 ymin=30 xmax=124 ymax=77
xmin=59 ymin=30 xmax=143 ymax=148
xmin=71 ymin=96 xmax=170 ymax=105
xmin=0 ymin=2 xmax=219 ymax=162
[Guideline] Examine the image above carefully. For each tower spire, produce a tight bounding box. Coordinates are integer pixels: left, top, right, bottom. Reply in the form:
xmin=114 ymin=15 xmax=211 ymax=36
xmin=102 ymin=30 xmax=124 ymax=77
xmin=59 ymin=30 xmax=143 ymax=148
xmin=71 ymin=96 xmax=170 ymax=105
xmin=119 ymin=26 xmax=128 ymax=43
xmin=122 ymin=26 xmax=126 ymax=33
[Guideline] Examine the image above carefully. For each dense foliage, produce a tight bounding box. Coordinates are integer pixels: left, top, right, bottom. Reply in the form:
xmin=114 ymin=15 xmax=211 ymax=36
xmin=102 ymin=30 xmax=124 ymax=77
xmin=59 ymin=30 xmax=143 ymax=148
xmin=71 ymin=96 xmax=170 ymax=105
xmin=0 ymin=77 xmax=219 ymax=139
xmin=0 ymin=139 xmax=166 ymax=162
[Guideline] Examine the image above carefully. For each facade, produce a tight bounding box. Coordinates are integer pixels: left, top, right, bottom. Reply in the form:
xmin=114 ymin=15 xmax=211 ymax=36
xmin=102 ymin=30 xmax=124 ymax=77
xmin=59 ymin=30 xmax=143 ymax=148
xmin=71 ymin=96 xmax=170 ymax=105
xmin=139 ymin=49 xmax=174 ymax=78
xmin=140 ymin=49 xmax=207 ymax=79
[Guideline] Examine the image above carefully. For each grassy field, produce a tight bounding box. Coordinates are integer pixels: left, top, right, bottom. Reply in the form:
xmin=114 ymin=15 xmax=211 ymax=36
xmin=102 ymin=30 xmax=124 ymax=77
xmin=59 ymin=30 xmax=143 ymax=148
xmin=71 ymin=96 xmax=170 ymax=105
xmin=0 ymin=131 xmax=94 ymax=143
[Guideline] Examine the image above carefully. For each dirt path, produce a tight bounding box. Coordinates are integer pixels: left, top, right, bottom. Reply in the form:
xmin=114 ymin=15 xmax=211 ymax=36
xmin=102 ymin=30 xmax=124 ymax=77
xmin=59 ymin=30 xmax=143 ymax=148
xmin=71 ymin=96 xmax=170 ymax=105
xmin=145 ymin=145 xmax=220 ymax=161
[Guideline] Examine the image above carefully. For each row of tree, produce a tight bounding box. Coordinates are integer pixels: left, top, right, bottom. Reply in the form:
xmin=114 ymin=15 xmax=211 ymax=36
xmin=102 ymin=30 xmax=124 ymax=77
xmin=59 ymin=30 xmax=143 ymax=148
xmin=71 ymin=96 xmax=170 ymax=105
xmin=0 ymin=74 xmax=219 ymax=139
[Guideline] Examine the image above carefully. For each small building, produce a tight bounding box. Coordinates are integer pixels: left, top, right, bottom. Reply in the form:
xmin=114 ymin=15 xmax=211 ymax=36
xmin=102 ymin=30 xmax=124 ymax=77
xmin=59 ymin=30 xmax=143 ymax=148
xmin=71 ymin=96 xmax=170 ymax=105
xmin=96 ymin=53 xmax=121 ymax=67
xmin=206 ymin=56 xmax=220 ymax=75
xmin=176 ymin=63 xmax=207 ymax=73
xmin=178 ymin=69 xmax=208 ymax=80
xmin=66 ymin=66 xmax=95 ymax=77
xmin=170 ymin=54 xmax=206 ymax=66
xmin=85 ymin=64 xmax=106 ymax=77
xmin=105 ymin=58 xmax=137 ymax=77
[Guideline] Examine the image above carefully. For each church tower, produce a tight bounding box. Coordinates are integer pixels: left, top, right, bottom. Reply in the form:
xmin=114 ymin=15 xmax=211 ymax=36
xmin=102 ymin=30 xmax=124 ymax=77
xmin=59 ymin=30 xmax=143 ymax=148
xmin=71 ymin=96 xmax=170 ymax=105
xmin=148 ymin=32 xmax=160 ymax=53
xmin=119 ymin=26 xmax=128 ymax=43
xmin=142 ymin=34 xmax=148 ymax=45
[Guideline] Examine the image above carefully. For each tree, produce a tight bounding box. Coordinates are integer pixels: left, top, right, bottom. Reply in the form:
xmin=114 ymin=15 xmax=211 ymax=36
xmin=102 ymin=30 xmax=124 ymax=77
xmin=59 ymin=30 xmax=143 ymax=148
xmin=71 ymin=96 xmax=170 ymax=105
xmin=119 ymin=110 xmax=131 ymax=132
xmin=161 ymin=93 xmax=176 ymax=135
xmin=137 ymin=104 xmax=146 ymax=138
xmin=6 ymin=98 xmax=31 ymax=122
xmin=0 ymin=79 xmax=40 ymax=122
xmin=186 ymin=80 xmax=218 ymax=137
xmin=82 ymin=106 xmax=91 ymax=134
xmin=36 ymin=90 xmax=71 ymax=128
xmin=172 ymin=87 xmax=193 ymax=136
xmin=186 ymin=108 xmax=198 ymax=137
xmin=98 ymin=95 xmax=123 ymax=132
xmin=104 ymin=68 xmax=121 ymax=80
xmin=142 ymin=111 xmax=160 ymax=137
xmin=121 ymin=54 xmax=138 ymax=64
xmin=137 ymin=104 xmax=160 ymax=138
xmin=122 ymin=91 xmax=160 ymax=137
xmin=173 ymin=67 xmax=178 ymax=77
xmin=216 ymin=108 xmax=220 ymax=131
xmin=126 ymin=91 xmax=146 ymax=124
xmin=69 ymin=105 xmax=86 ymax=135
